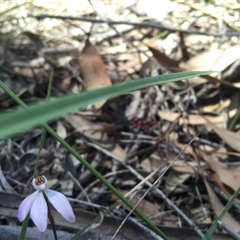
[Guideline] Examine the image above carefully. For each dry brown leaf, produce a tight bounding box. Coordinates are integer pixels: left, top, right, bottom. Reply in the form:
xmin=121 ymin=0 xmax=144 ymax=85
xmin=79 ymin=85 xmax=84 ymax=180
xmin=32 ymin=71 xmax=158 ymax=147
xmin=212 ymin=173 xmax=233 ymax=197
xmin=201 ymin=152 xmax=240 ymax=192
xmin=158 ymin=109 xmax=237 ymax=127
xmin=181 ymin=45 xmax=240 ymax=72
xmin=171 ymin=161 xmax=206 ymax=175
xmin=147 ymin=41 xmax=180 ymax=68
xmin=79 ymin=39 xmax=112 ymax=109
xmin=129 ymin=195 xmax=159 ymax=217
xmin=204 ymin=179 xmax=240 ymax=232
xmin=202 ymin=99 xmax=231 ymax=112
xmin=65 ymin=114 xmax=126 ymax=161
xmin=140 ymin=159 xmax=152 ymax=172
xmin=113 ymin=191 xmax=159 ymax=217
xmin=207 ymin=123 xmax=240 ymax=152
xmin=165 ymin=171 xmax=190 ymax=191
xmin=147 ymin=40 xmax=240 ymax=90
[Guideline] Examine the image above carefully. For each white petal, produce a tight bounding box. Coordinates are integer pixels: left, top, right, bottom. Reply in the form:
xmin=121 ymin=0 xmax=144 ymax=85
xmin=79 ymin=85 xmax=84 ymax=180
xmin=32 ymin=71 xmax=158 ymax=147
xmin=18 ymin=191 xmax=39 ymax=222
xmin=32 ymin=176 xmax=47 ymax=191
xmin=30 ymin=191 xmax=48 ymax=232
xmin=45 ymin=189 xmax=75 ymax=222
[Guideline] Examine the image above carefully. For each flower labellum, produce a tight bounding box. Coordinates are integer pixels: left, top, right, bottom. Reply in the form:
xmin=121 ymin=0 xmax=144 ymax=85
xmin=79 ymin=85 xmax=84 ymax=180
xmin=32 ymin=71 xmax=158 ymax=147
xmin=18 ymin=175 xmax=75 ymax=232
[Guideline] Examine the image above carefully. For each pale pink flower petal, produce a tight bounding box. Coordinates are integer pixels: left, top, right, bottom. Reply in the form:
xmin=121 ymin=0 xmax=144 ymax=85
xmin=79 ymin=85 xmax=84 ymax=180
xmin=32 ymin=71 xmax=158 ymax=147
xmin=18 ymin=175 xmax=75 ymax=233
xmin=18 ymin=191 xmax=39 ymax=222
xmin=45 ymin=189 xmax=75 ymax=222
xmin=30 ymin=191 xmax=48 ymax=232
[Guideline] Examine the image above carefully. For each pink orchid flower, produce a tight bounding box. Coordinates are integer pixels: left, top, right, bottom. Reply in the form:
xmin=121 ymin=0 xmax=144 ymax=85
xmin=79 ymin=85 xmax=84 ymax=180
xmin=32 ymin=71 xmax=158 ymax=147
xmin=18 ymin=175 xmax=75 ymax=232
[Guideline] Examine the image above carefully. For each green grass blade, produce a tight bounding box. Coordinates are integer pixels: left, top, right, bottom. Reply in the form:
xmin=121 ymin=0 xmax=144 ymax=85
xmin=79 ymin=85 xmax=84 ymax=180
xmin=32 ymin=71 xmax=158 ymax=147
xmin=0 ymin=71 xmax=211 ymax=140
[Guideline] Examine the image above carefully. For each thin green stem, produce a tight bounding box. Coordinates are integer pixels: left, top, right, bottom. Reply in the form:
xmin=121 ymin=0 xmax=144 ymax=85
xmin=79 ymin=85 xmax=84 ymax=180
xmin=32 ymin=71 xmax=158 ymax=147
xmin=18 ymin=215 xmax=30 ymax=240
xmin=19 ymin=74 xmax=53 ymax=239
xmin=46 ymin=72 xmax=54 ymax=100
xmin=33 ymin=72 xmax=53 ymax=177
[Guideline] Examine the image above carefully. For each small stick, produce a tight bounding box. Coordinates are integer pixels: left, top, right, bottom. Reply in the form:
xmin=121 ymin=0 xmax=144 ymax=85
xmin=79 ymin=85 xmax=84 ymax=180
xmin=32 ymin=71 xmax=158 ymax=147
xmin=218 ymin=221 xmax=240 ymax=240
xmin=33 ymin=14 xmax=240 ymax=37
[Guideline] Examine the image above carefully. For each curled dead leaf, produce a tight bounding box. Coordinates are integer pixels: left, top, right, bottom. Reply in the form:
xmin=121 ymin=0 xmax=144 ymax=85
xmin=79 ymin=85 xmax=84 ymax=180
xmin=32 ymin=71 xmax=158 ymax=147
xmin=146 ymin=41 xmax=180 ymax=69
xmin=207 ymin=123 xmax=240 ymax=152
xmin=201 ymin=152 xmax=240 ymax=192
xmin=79 ymin=39 xmax=112 ymax=109
xmin=112 ymin=190 xmax=159 ymax=217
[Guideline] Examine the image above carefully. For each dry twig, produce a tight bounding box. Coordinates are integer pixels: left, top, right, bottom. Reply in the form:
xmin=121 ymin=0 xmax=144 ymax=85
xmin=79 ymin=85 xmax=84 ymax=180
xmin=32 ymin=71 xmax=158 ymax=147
xmin=34 ymin=14 xmax=240 ymax=37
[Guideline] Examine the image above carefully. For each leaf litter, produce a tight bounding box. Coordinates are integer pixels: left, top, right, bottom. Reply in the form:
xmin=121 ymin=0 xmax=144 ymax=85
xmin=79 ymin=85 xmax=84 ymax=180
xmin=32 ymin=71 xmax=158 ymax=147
xmin=1 ymin=0 xmax=240 ymax=239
